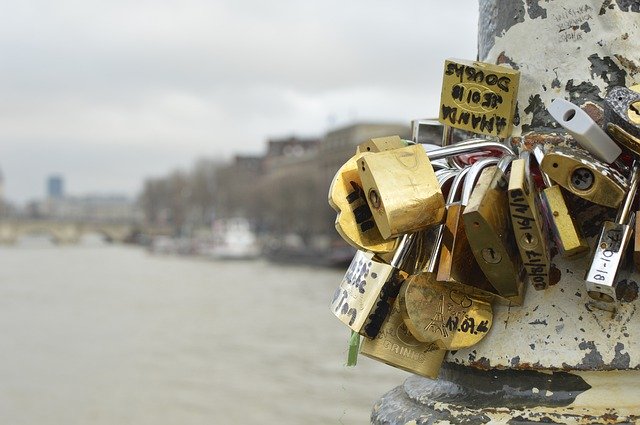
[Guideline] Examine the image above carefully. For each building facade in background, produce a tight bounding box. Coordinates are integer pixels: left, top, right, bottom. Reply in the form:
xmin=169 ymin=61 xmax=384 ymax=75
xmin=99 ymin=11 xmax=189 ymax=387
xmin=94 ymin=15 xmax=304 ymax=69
xmin=211 ymin=122 xmax=410 ymax=253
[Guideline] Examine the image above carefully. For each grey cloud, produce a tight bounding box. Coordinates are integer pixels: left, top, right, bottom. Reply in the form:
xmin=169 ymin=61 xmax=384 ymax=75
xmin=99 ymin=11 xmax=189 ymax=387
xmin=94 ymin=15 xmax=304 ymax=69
xmin=0 ymin=0 xmax=478 ymax=202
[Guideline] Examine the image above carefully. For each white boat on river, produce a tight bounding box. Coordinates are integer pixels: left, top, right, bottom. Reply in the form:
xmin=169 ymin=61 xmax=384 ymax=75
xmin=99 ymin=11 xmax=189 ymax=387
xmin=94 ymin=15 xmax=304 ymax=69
xmin=210 ymin=218 xmax=260 ymax=260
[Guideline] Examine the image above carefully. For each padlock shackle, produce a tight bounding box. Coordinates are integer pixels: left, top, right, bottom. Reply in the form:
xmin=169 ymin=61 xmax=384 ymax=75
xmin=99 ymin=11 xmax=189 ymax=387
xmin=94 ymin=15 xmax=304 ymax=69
xmin=446 ymin=167 xmax=470 ymax=204
xmin=496 ymin=154 xmax=516 ymax=174
xmin=532 ymin=145 xmax=554 ymax=188
xmin=616 ymin=160 xmax=640 ymax=225
xmin=461 ymin=157 xmax=500 ymax=206
xmin=424 ymin=139 xmax=515 ymax=162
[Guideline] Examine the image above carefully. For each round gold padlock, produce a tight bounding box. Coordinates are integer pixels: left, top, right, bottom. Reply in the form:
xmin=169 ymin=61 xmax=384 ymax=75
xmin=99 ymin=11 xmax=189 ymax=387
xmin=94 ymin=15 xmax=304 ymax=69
xmin=399 ymin=273 xmax=493 ymax=350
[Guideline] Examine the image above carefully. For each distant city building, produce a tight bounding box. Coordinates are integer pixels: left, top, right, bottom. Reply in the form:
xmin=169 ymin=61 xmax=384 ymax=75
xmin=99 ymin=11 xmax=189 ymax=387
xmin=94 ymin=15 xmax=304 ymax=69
xmin=47 ymin=175 xmax=65 ymax=199
xmin=262 ymin=136 xmax=320 ymax=174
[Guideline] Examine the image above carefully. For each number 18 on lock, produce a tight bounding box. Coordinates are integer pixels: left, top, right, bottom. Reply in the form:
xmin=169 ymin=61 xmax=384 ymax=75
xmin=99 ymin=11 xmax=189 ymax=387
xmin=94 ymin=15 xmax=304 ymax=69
xmin=439 ymin=58 xmax=520 ymax=139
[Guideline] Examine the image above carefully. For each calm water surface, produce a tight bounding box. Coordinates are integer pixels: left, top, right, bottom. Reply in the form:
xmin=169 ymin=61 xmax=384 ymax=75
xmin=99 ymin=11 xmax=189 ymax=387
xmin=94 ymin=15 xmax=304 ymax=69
xmin=0 ymin=237 xmax=408 ymax=424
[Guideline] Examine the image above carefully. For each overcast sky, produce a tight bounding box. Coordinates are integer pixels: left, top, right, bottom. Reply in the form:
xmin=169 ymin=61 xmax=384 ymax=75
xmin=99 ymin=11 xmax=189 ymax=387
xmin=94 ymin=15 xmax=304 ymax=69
xmin=0 ymin=1 xmax=478 ymax=203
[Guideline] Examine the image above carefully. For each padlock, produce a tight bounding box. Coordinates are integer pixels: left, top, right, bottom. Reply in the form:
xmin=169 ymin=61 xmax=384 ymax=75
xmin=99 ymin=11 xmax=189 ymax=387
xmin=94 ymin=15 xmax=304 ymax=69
xmin=399 ymin=274 xmax=493 ymax=350
xmin=397 ymin=164 xmax=496 ymax=350
xmin=548 ymin=97 xmax=622 ymax=164
xmin=603 ymin=86 xmax=640 ymax=156
xmin=379 ymin=169 xmax=461 ymax=275
xmin=328 ymin=136 xmax=407 ymax=253
xmin=463 ymin=155 xmax=525 ymax=298
xmin=330 ymin=250 xmax=406 ymax=338
xmin=358 ymin=143 xmax=446 ymax=239
xmin=437 ymin=157 xmax=502 ymax=294
xmin=358 ymin=138 xmax=516 ymax=240
xmin=585 ymin=160 xmax=640 ymax=303
xmin=508 ymin=151 xmax=551 ymax=290
xmin=359 ymin=296 xmax=446 ymax=379
xmin=540 ymin=145 xmax=628 ymax=209
xmin=355 ymin=135 xmax=409 ymax=155
xmin=438 ymin=58 xmax=520 ymax=138
xmin=532 ymin=145 xmax=589 ymax=258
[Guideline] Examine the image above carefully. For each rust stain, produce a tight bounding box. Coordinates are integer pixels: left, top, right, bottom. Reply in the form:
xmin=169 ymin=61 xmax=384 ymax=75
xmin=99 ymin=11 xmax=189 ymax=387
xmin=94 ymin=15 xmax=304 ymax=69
xmin=614 ymin=54 xmax=639 ymax=76
xmin=581 ymin=101 xmax=604 ymax=126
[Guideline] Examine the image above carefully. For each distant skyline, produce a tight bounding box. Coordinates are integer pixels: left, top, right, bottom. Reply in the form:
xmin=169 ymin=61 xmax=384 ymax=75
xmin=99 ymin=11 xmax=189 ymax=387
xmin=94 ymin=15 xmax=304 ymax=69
xmin=0 ymin=1 xmax=478 ymax=204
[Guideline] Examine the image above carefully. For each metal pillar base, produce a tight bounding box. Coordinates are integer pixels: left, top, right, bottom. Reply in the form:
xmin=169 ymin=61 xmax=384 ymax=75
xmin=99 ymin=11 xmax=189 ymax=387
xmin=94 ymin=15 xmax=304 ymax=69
xmin=372 ymin=363 xmax=640 ymax=424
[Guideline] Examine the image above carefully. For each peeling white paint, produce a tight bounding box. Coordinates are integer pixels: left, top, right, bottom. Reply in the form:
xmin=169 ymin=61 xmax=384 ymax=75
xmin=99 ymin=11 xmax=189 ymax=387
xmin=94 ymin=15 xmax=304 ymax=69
xmin=483 ymin=0 xmax=640 ymax=134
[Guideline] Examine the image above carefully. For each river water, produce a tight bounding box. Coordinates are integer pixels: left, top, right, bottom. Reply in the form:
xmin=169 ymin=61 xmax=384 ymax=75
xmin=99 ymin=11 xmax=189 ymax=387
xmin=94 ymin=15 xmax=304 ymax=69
xmin=0 ymin=237 xmax=408 ymax=424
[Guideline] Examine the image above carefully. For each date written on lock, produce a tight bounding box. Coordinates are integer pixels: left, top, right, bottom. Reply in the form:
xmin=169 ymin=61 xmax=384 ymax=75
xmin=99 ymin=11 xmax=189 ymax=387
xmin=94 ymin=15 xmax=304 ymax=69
xmin=438 ymin=58 xmax=520 ymax=138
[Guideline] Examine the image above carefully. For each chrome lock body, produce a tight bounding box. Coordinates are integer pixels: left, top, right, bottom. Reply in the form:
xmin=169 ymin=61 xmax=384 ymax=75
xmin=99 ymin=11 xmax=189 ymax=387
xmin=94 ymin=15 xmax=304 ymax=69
xmin=585 ymin=160 xmax=640 ymax=304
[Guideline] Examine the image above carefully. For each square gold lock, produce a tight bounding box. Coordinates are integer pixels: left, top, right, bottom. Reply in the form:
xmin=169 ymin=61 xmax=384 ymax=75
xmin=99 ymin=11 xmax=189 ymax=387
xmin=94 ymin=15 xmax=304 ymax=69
xmin=438 ymin=58 xmax=520 ymax=138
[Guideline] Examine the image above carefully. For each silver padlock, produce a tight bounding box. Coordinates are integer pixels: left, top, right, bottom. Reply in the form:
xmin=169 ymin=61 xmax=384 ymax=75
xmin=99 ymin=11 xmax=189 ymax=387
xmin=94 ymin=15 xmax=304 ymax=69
xmin=585 ymin=160 xmax=640 ymax=303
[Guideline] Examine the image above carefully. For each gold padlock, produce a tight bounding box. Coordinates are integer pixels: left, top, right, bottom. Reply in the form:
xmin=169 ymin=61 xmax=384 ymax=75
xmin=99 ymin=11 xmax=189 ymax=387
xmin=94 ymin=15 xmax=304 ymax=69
xmin=532 ymin=145 xmax=589 ymax=258
xmin=360 ymin=296 xmax=446 ymax=379
xmin=508 ymin=152 xmax=551 ymax=290
xmin=437 ymin=157 xmax=501 ymax=294
xmin=399 ymin=275 xmax=493 ymax=350
xmin=438 ymin=58 xmax=520 ymax=138
xmin=379 ymin=169 xmax=461 ymax=275
xmin=463 ymin=156 xmax=525 ymax=298
xmin=328 ymin=136 xmax=407 ymax=253
xmin=540 ymin=145 xmax=628 ymax=209
xmin=358 ymin=143 xmax=446 ymax=239
xmin=330 ymin=250 xmax=406 ymax=338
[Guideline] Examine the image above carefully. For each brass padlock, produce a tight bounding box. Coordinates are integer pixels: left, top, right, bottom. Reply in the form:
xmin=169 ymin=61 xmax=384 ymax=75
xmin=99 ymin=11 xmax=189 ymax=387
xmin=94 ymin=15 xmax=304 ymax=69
xmin=328 ymin=136 xmax=407 ymax=253
xmin=358 ymin=143 xmax=446 ymax=239
xmin=360 ymin=296 xmax=446 ymax=379
xmin=398 ymin=193 xmax=496 ymax=349
xmin=399 ymin=274 xmax=493 ymax=350
xmin=463 ymin=155 xmax=525 ymax=298
xmin=334 ymin=139 xmax=516 ymax=252
xmin=585 ymin=160 xmax=640 ymax=303
xmin=532 ymin=145 xmax=589 ymax=258
xmin=508 ymin=151 xmax=551 ymax=290
xmin=438 ymin=58 xmax=520 ymax=138
xmin=437 ymin=157 xmax=501 ymax=294
xmin=378 ymin=169 xmax=460 ymax=275
xmin=604 ymin=86 xmax=640 ymax=156
xmin=330 ymin=250 xmax=406 ymax=338
xmin=540 ymin=145 xmax=628 ymax=209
